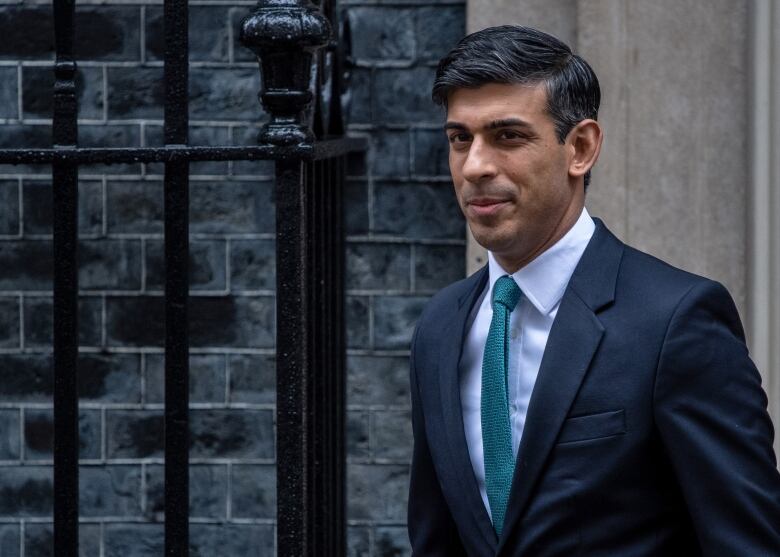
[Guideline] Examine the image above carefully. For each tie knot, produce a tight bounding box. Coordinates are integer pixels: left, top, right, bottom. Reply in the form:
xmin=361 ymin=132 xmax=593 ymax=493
xmin=492 ymin=275 xmax=521 ymax=311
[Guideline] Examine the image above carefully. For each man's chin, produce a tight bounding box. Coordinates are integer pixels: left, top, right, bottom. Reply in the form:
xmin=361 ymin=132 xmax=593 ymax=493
xmin=469 ymin=228 xmax=516 ymax=255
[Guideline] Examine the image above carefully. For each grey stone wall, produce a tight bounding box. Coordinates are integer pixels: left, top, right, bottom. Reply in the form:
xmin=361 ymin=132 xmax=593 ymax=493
xmin=0 ymin=1 xmax=465 ymax=555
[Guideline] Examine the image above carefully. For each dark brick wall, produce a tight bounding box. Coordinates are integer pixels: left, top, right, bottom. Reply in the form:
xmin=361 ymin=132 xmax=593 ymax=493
xmin=0 ymin=0 xmax=465 ymax=555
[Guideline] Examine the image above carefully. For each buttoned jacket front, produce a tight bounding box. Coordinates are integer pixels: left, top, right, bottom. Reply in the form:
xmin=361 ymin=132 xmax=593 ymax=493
xmin=408 ymin=219 xmax=780 ymax=556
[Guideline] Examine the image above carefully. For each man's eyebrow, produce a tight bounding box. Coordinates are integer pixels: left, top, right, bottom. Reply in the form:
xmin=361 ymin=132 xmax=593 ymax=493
xmin=443 ymin=118 xmax=535 ymax=132
xmin=487 ymin=118 xmax=534 ymax=130
xmin=443 ymin=121 xmax=467 ymax=131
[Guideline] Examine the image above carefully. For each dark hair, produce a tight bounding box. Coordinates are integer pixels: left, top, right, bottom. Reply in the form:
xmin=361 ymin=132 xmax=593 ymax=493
xmin=432 ymin=25 xmax=601 ymax=188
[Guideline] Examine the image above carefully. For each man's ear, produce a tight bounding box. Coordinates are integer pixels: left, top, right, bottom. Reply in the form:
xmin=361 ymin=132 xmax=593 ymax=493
xmin=567 ymin=119 xmax=603 ymax=180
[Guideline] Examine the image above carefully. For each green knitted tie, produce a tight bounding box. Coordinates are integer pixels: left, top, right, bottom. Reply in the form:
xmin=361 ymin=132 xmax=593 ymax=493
xmin=482 ymin=275 xmax=521 ymax=536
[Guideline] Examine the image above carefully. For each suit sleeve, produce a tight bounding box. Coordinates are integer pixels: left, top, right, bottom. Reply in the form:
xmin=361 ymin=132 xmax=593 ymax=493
xmin=654 ymin=280 xmax=780 ymax=556
xmin=408 ymin=325 xmax=468 ymax=556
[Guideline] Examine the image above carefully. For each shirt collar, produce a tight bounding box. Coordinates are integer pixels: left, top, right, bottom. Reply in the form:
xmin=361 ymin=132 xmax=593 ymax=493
xmin=487 ymin=207 xmax=596 ymax=315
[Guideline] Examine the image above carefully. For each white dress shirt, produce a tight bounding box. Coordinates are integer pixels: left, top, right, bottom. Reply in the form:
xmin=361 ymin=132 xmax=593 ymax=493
xmin=459 ymin=207 xmax=596 ymax=520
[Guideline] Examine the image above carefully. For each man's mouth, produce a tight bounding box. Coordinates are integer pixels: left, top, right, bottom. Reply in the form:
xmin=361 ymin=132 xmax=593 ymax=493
xmin=467 ymin=198 xmax=511 ymax=217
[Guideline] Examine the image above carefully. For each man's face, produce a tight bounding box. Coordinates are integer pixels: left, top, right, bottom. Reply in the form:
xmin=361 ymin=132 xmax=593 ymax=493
xmin=446 ymin=82 xmax=584 ymax=271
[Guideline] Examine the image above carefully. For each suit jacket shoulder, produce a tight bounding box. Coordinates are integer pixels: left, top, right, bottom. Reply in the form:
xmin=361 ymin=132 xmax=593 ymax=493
xmin=611 ymin=241 xmax=746 ymax=339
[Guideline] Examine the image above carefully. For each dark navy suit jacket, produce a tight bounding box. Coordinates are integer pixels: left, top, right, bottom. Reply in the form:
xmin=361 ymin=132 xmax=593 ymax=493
xmin=408 ymin=219 xmax=780 ymax=556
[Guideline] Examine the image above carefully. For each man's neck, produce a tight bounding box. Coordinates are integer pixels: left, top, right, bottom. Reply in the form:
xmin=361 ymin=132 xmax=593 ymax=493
xmin=494 ymin=201 xmax=586 ymax=274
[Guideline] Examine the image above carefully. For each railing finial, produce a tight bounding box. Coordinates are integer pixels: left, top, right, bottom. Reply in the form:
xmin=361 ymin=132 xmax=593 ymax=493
xmin=240 ymin=0 xmax=332 ymax=146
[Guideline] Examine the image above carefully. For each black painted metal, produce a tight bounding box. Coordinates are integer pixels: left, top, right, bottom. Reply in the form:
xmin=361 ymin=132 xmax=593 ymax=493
xmin=51 ymin=0 xmax=79 ymax=554
xmin=163 ymin=0 xmax=190 ymax=552
xmin=274 ymin=155 xmax=347 ymax=557
xmin=0 ymin=138 xmax=365 ymax=165
xmin=275 ymin=159 xmax=309 ymax=554
xmin=240 ymin=0 xmax=331 ymax=145
xmin=52 ymin=160 xmax=79 ymax=557
xmin=5 ymin=0 xmax=362 ymax=554
xmin=241 ymin=1 xmax=350 ymax=553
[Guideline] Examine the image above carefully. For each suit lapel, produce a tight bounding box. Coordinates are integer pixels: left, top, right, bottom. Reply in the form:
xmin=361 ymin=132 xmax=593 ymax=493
xmin=496 ymin=219 xmax=624 ymax=553
xmin=437 ymin=266 xmax=500 ymax=552
xmin=496 ymin=290 xmax=604 ymax=551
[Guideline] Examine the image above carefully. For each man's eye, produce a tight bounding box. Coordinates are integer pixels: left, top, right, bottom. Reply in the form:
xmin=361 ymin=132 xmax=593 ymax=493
xmin=498 ymin=130 xmax=524 ymax=140
xmin=448 ymin=133 xmax=471 ymax=144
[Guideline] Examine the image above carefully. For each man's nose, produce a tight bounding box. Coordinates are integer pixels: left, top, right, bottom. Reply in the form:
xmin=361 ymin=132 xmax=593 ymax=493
xmin=461 ymin=138 xmax=498 ymax=184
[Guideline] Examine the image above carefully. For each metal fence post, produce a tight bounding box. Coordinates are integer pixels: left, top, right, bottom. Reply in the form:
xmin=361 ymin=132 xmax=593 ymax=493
xmin=163 ymin=0 xmax=191 ymax=553
xmin=242 ymin=3 xmax=348 ymax=555
xmin=51 ymin=0 xmax=79 ymax=554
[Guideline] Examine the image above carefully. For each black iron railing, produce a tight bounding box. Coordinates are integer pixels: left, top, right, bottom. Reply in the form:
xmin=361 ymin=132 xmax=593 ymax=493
xmin=0 ymin=0 xmax=362 ymax=555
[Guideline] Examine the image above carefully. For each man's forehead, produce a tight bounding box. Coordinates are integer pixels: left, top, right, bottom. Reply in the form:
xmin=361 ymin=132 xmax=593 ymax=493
xmin=445 ymin=83 xmax=549 ymax=127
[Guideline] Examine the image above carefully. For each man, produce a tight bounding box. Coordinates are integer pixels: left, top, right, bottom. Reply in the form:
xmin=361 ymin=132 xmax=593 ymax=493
xmin=408 ymin=25 xmax=780 ymax=556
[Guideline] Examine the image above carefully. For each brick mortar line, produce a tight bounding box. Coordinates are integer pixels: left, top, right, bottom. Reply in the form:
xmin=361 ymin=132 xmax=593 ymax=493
xmin=139 ymin=5 xmax=146 ymax=65
xmin=367 ymin=145 xmax=375 ymax=232
xmin=4 ymin=403 xmax=276 ymax=410
xmin=140 ymin=238 xmax=147 ymax=293
xmin=15 ymin=63 xmax=22 ymax=123
xmin=1 ymin=232 xmax=277 ymax=240
xmin=226 ymin=4 xmax=235 ymax=64
xmin=409 ymin=244 xmax=416 ymax=291
xmin=0 ymin=402 xmax=276 ymax=410
xmin=4 ymin=60 xmax=260 ymax=69
xmin=376 ymin=176 xmax=453 ymax=183
xmin=17 ymin=407 xmax=24 ymax=463
xmin=139 ymin=352 xmax=147 ymax=405
xmin=102 ymin=64 xmax=109 ymax=123
xmin=3 ymin=0 xmax=261 ymax=5
xmin=0 ymin=175 xmax=276 ymax=182
xmin=139 ymin=461 xmax=147 ymax=515
xmin=346 ymin=519 xmax=408 ymax=526
xmin=15 ymin=177 xmax=23 ymax=237
xmin=0 ymin=172 xmax=276 ymax=179
xmin=0 ymin=347 xmax=276 ymax=355
xmin=226 ymin=461 xmax=233 ymax=520
xmin=100 ymin=175 xmax=108 ymax=237
xmin=1 ymin=117 xmax=265 ymax=126
xmin=346 ymin=349 xmax=410 ymax=356
xmin=0 ymin=235 xmax=272 ymax=242
xmin=345 ymin=235 xmax=465 ymax=245
xmin=101 ymin=407 xmax=107 ymax=462
xmin=353 ymin=59 xmax=416 ymax=69
xmin=0 ymin=235 xmax=463 ymax=244
xmin=0 ymin=458 xmax=276 ymax=466
xmin=101 ymin=294 xmax=107 ymax=347
xmin=347 ymin=405 xmax=410 ymax=411
xmin=0 ymin=346 xmax=277 ymax=354
xmin=367 ymin=294 xmax=375 ymax=351
xmin=350 ymin=122 xmax=449 ymax=131
xmin=17 ymin=293 xmax=24 ymax=350
xmin=0 ymin=175 xmax=277 ymax=182
xmin=0 ymin=289 xmax=276 ymax=297
xmin=366 ymin=401 xmax=374 ymax=460
xmin=352 ymin=175 xmax=453 ymax=182
xmin=224 ymin=238 xmax=233 ymax=296
xmin=346 ymin=289 xmax=436 ymax=296
xmin=223 ymin=352 xmax=231 ymax=405
xmin=347 ymin=458 xmax=411 ymax=466
xmin=0 ymin=517 xmax=278 ymax=525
